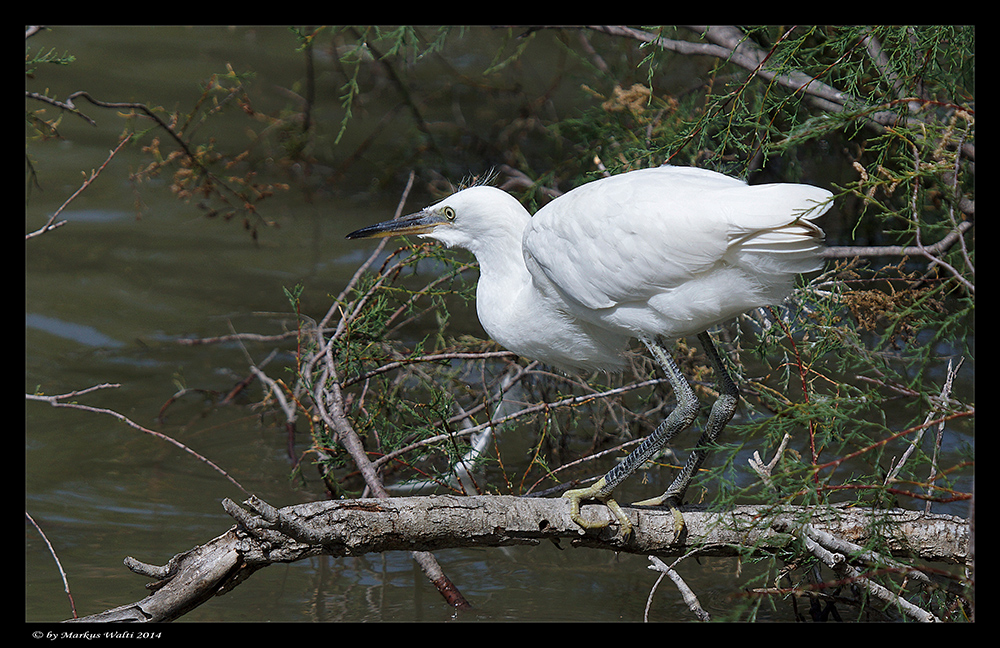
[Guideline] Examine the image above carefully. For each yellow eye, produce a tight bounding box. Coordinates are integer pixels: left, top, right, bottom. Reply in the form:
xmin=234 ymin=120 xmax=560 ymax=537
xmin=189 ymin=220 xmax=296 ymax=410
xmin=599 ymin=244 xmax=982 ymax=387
xmin=443 ymin=206 xmax=456 ymax=221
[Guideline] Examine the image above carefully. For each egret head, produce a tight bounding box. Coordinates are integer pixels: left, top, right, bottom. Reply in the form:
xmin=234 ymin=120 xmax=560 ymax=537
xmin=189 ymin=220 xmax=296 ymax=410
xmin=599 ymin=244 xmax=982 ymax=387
xmin=346 ymin=186 xmax=529 ymax=255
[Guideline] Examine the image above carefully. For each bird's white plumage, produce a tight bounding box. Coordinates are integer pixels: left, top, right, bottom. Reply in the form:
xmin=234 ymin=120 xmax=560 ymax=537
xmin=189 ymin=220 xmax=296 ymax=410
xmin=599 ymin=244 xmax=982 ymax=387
xmin=523 ymin=167 xmax=828 ymax=350
xmin=353 ymin=165 xmax=831 ymax=371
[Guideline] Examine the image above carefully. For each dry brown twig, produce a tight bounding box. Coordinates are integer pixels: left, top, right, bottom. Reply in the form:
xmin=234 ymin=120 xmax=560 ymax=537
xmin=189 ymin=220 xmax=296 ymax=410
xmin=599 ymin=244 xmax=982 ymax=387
xmin=26 ymin=384 xmax=249 ymax=495
xmin=25 ymin=134 xmax=132 ymax=239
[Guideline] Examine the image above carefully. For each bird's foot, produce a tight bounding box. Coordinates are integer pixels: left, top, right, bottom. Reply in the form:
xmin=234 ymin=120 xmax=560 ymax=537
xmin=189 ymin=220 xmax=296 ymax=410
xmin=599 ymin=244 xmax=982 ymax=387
xmin=631 ymin=494 xmax=685 ymax=537
xmin=562 ymin=478 xmax=633 ymax=540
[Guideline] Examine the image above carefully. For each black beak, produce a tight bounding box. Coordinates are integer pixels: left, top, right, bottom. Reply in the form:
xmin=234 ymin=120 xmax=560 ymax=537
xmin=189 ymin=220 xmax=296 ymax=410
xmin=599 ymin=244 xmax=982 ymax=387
xmin=346 ymin=210 xmax=446 ymax=240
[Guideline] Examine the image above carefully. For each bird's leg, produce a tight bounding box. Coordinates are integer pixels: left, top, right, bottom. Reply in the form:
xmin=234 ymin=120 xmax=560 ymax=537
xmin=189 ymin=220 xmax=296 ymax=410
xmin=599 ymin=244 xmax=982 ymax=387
xmin=563 ymin=336 xmax=699 ymax=540
xmin=632 ymin=332 xmax=739 ymax=534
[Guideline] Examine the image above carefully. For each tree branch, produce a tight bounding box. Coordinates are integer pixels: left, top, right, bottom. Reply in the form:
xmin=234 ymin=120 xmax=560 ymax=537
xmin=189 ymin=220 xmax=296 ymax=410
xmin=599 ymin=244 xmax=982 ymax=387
xmin=25 ymin=135 xmax=132 ymax=239
xmin=66 ymin=495 xmax=969 ymax=622
xmin=820 ymin=220 xmax=974 ymax=260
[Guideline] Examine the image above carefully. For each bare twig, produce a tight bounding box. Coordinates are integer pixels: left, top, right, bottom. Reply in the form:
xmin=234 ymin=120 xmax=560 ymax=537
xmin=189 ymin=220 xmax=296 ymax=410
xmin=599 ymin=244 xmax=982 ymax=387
xmin=647 ymin=555 xmax=711 ymax=621
xmin=820 ymin=220 xmax=973 ymax=259
xmin=63 ymin=91 xmax=197 ymax=159
xmin=885 ymin=358 xmax=963 ymax=489
xmin=25 ymin=134 xmax=132 ymax=239
xmin=25 ymin=90 xmax=96 ymax=126
xmin=26 ymin=384 xmax=249 ymax=495
xmin=748 ymin=433 xmax=791 ymax=492
xmin=26 ymin=511 xmax=77 ymax=619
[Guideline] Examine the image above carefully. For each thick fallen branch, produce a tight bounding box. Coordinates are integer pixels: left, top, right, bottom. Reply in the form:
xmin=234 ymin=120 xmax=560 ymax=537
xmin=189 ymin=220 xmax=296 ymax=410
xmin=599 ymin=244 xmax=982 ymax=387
xmin=67 ymin=495 xmax=969 ymax=622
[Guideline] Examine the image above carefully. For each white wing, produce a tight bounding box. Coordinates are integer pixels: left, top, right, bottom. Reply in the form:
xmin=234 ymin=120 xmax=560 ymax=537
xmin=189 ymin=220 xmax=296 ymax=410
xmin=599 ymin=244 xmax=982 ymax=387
xmin=523 ymin=166 xmax=829 ymax=324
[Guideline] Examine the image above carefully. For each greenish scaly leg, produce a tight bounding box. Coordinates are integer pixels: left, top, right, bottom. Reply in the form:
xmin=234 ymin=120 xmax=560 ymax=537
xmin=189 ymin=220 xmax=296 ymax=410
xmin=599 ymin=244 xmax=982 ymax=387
xmin=563 ymin=336 xmax=699 ymax=539
xmin=632 ymin=332 xmax=739 ymax=534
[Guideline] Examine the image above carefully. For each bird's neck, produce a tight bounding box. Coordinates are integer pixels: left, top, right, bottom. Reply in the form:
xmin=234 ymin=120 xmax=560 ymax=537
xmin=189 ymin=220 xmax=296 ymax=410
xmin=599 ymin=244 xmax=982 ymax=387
xmin=469 ymin=224 xmax=536 ymax=350
xmin=461 ymin=203 xmax=532 ymax=287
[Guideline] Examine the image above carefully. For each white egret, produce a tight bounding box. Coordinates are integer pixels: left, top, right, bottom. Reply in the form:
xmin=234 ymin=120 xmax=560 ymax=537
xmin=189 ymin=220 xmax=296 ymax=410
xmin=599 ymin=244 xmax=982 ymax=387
xmin=347 ymin=165 xmax=831 ymax=539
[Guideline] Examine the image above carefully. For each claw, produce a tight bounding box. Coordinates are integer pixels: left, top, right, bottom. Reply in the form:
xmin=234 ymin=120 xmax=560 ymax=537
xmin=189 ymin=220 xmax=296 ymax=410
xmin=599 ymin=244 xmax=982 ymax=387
xmin=631 ymin=494 xmax=685 ymax=536
xmin=563 ymin=478 xmax=633 ymax=539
